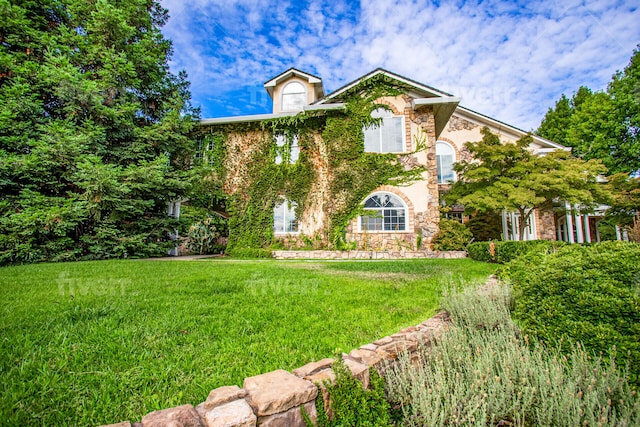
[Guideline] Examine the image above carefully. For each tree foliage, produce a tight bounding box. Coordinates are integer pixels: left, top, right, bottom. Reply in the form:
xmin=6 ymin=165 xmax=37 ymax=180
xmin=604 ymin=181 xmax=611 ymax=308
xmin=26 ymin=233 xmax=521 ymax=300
xmin=0 ymin=0 xmax=198 ymax=264
xmin=446 ymin=127 xmax=608 ymax=240
xmin=605 ymin=174 xmax=640 ymax=240
xmin=537 ymin=47 xmax=640 ymax=174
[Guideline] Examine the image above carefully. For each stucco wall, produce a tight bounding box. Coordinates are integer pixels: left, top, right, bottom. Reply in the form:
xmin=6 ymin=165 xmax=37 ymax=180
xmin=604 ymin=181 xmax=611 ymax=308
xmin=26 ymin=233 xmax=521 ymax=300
xmin=271 ymin=76 xmax=319 ymax=114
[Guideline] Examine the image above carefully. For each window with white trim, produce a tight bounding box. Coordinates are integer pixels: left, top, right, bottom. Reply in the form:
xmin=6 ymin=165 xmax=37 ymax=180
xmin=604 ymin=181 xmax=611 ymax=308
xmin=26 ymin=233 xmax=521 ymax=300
xmin=275 ymin=134 xmax=299 ymax=164
xmin=364 ymin=108 xmax=405 ymax=153
xmin=273 ymin=199 xmax=299 ymax=234
xmin=360 ymin=193 xmax=407 ymax=232
xmin=436 ymin=141 xmax=456 ymax=183
xmin=281 ymin=82 xmax=306 ymax=112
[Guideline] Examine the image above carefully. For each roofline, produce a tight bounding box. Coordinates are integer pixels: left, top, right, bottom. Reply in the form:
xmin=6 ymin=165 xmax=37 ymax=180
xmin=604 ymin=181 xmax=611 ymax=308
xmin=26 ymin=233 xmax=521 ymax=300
xmin=413 ymin=97 xmax=461 ymax=107
xmin=315 ymin=68 xmax=454 ymax=104
xmin=200 ymin=103 xmax=345 ymax=125
xmin=455 ymin=105 xmax=570 ymax=151
xmin=264 ymin=67 xmax=323 ymax=87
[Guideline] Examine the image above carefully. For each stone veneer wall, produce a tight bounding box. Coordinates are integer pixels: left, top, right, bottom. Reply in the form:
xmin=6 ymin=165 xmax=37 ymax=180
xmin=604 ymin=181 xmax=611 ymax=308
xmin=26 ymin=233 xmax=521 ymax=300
xmin=535 ymin=206 xmax=557 ymax=241
xmin=272 ymin=250 xmax=467 ymax=260
xmin=98 ymin=312 xmax=451 ymax=427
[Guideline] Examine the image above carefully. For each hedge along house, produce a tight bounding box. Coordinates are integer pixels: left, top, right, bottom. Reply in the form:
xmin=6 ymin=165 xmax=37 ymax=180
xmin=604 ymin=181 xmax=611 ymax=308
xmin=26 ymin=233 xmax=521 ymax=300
xmin=198 ymin=68 xmax=595 ymax=252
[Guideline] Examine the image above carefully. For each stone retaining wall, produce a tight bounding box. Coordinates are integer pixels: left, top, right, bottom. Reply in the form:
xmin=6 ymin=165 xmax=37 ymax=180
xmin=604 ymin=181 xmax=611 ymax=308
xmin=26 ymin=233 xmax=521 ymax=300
xmin=99 ymin=312 xmax=450 ymax=427
xmin=272 ymin=250 xmax=467 ymax=260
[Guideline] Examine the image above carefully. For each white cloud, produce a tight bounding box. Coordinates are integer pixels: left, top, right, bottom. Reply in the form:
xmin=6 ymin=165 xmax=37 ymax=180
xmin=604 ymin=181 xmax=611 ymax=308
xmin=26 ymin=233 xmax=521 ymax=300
xmin=159 ymin=0 xmax=640 ymax=130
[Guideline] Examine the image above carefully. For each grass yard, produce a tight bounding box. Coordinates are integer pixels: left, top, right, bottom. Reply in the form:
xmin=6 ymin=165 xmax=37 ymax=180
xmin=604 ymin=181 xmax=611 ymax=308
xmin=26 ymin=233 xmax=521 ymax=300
xmin=0 ymin=258 xmax=495 ymax=426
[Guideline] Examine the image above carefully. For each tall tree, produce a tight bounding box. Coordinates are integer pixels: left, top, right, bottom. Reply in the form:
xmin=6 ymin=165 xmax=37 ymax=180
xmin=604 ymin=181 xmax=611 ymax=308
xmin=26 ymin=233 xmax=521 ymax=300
xmin=537 ymin=47 xmax=640 ymax=174
xmin=0 ymin=0 xmax=198 ymax=264
xmin=446 ymin=127 xmax=608 ymax=240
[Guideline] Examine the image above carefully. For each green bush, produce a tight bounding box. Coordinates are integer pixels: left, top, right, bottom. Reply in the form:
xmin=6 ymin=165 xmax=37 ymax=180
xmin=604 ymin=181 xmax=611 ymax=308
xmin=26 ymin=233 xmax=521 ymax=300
xmin=386 ymin=284 xmax=640 ymax=426
xmin=466 ymin=241 xmax=493 ymax=262
xmin=226 ymin=247 xmax=272 ymax=258
xmin=467 ymin=240 xmax=567 ymax=264
xmin=466 ymin=210 xmax=503 ymax=241
xmin=185 ymin=216 xmax=223 ymax=255
xmin=503 ymin=241 xmax=640 ymax=387
xmin=307 ymin=358 xmax=391 ymax=427
xmin=432 ymin=219 xmax=472 ymax=251
xmin=494 ymin=240 xmax=566 ymax=263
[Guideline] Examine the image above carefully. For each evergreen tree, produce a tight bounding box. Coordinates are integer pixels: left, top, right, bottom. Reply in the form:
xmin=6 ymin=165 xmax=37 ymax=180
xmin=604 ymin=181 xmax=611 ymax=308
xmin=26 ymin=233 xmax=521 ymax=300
xmin=0 ymin=0 xmax=198 ymax=264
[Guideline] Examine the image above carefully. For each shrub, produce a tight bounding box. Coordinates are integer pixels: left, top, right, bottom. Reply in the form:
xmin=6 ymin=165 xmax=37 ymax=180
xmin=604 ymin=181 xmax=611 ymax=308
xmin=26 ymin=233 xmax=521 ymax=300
xmin=226 ymin=247 xmax=272 ymax=258
xmin=494 ymin=240 xmax=566 ymax=264
xmin=467 ymin=240 xmax=566 ymax=264
xmin=432 ymin=219 xmax=472 ymax=251
xmin=306 ymin=358 xmax=391 ymax=427
xmin=185 ymin=216 xmax=223 ymax=255
xmin=385 ymin=284 xmax=640 ymax=426
xmin=466 ymin=210 xmax=503 ymax=241
xmin=502 ymin=241 xmax=640 ymax=387
xmin=466 ymin=241 xmax=493 ymax=262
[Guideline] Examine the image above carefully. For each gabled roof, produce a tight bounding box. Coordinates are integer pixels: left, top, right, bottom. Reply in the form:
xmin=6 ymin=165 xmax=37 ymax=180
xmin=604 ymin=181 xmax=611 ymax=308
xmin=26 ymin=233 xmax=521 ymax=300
xmin=314 ymin=68 xmax=567 ymax=151
xmin=314 ymin=68 xmax=460 ymax=137
xmin=453 ymin=105 xmax=569 ymax=152
xmin=314 ymin=68 xmax=454 ymax=103
xmin=263 ymin=67 xmax=325 ymax=100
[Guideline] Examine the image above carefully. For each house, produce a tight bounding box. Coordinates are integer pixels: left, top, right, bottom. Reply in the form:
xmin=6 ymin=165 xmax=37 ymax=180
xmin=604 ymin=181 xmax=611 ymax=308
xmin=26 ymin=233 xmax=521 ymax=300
xmin=199 ymin=68 xmax=607 ymax=251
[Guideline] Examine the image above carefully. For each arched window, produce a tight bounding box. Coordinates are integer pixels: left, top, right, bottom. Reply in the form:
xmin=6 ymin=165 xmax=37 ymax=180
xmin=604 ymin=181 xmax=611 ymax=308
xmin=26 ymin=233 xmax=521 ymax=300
xmin=273 ymin=199 xmax=299 ymax=234
xmin=363 ymin=107 xmax=404 ymax=153
xmin=360 ymin=193 xmax=407 ymax=231
xmin=436 ymin=141 xmax=456 ymax=183
xmin=281 ymin=82 xmax=306 ymax=112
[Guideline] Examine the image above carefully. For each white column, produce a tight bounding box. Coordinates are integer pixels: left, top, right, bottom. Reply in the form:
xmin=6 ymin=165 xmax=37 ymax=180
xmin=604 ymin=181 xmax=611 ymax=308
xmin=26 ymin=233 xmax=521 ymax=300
xmin=583 ymin=215 xmax=591 ymax=243
xmin=529 ymin=212 xmax=537 ymax=241
xmin=616 ymin=225 xmax=622 ymax=241
xmin=575 ymin=213 xmax=584 ymax=243
xmin=565 ymin=203 xmax=575 ymax=244
xmin=502 ymin=211 xmax=509 ymax=240
xmin=511 ymin=213 xmax=518 ymax=241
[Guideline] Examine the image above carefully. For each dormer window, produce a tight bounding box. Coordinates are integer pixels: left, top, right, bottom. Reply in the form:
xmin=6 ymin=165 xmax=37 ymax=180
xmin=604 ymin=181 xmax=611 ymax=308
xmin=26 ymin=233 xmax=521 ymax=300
xmin=364 ymin=108 xmax=405 ymax=153
xmin=281 ymin=82 xmax=306 ymax=112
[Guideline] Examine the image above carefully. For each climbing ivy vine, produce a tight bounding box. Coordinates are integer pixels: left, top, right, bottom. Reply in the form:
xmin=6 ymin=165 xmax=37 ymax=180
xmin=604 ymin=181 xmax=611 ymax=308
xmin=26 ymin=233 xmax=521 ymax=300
xmin=201 ymin=79 xmax=427 ymax=252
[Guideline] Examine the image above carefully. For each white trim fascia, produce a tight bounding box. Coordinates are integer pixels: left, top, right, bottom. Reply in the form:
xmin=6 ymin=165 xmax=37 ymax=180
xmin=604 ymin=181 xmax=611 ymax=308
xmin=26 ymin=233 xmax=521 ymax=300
xmin=201 ymin=113 xmax=296 ymax=125
xmin=264 ymin=69 xmax=322 ymax=87
xmin=412 ymin=97 xmax=461 ymax=107
xmin=303 ymin=103 xmax=345 ymax=111
xmin=200 ymin=103 xmax=345 ymax=125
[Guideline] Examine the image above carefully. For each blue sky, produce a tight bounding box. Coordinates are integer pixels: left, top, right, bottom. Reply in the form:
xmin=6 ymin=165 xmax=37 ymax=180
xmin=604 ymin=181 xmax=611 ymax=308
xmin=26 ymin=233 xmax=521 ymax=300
xmin=160 ymin=0 xmax=639 ymax=131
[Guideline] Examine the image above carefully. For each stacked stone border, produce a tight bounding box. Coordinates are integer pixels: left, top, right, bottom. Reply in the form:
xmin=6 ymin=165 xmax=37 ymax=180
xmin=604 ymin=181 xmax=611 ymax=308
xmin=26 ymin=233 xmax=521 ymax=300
xmin=272 ymin=250 xmax=467 ymax=260
xmin=99 ymin=312 xmax=451 ymax=427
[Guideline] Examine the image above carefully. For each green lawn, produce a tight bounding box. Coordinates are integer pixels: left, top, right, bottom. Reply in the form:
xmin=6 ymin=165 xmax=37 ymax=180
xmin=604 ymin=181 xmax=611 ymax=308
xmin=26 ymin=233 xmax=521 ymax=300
xmin=0 ymin=258 xmax=495 ymax=426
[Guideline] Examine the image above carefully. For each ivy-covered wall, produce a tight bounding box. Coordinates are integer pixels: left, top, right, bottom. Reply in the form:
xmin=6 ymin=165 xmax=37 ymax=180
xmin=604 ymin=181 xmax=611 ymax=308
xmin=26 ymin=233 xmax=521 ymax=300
xmin=200 ymin=80 xmax=442 ymax=252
